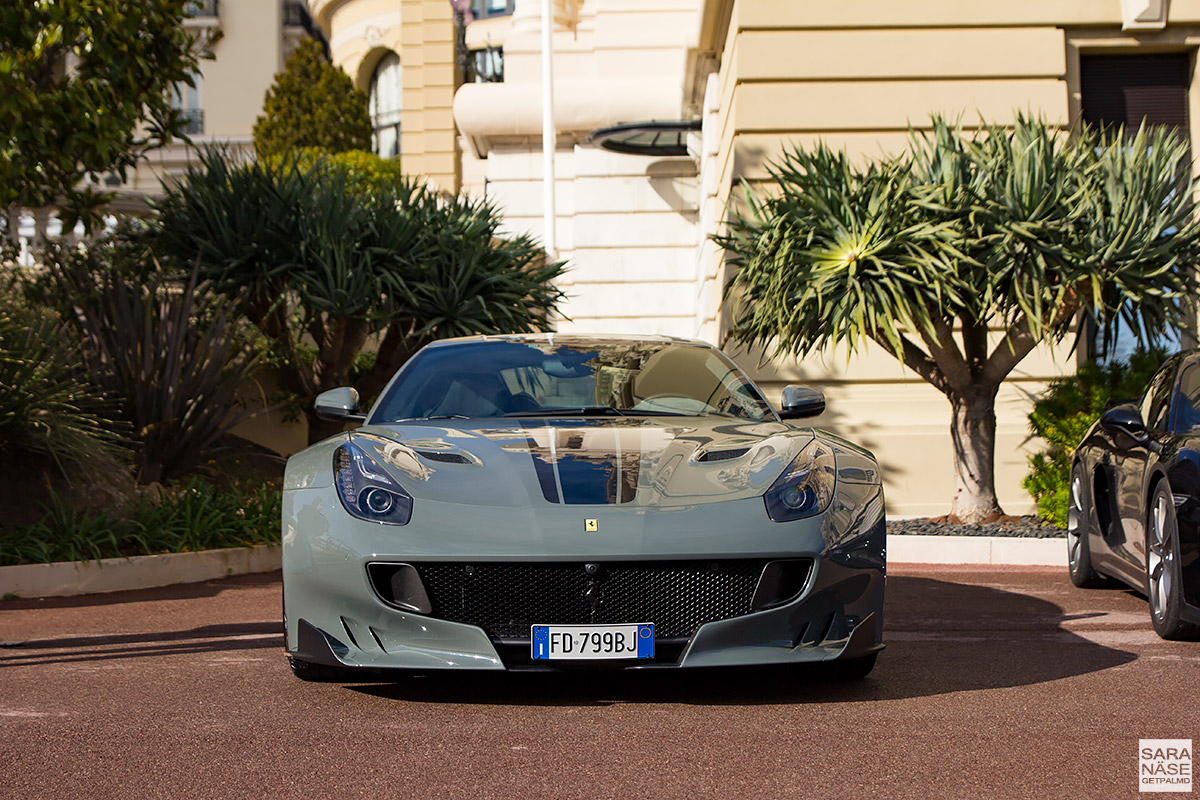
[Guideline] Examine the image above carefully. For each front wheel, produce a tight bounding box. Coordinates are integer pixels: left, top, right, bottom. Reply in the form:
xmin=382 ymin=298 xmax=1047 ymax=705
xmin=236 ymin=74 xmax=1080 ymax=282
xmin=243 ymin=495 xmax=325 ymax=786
xmin=1146 ymin=482 xmax=1200 ymax=641
xmin=1068 ymin=463 xmax=1111 ymax=589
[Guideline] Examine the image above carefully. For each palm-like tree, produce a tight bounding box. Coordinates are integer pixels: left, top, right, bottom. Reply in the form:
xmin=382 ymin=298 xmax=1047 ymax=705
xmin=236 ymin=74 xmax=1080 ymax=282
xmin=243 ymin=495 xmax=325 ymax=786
xmin=719 ymin=115 xmax=1200 ymax=522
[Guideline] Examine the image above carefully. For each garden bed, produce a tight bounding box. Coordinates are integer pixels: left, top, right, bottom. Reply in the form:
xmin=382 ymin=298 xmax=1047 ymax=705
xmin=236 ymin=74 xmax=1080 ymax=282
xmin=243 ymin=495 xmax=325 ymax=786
xmin=887 ymin=516 xmax=1066 ymax=539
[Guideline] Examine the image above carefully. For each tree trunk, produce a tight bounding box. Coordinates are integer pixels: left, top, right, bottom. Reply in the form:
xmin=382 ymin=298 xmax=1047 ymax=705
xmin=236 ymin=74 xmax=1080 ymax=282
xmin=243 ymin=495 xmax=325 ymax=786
xmin=947 ymin=388 xmax=1004 ymax=523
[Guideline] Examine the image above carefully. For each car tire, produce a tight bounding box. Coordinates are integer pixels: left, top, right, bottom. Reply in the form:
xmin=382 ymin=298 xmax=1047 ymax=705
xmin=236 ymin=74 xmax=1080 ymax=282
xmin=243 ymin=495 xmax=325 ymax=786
xmin=288 ymin=656 xmax=365 ymax=683
xmin=1146 ymin=481 xmax=1200 ymax=641
xmin=1068 ymin=463 xmax=1113 ymax=589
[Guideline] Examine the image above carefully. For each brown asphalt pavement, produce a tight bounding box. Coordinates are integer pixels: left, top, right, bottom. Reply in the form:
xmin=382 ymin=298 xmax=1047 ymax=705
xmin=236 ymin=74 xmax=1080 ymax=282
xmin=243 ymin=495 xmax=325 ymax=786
xmin=1 ymin=564 xmax=1197 ymax=800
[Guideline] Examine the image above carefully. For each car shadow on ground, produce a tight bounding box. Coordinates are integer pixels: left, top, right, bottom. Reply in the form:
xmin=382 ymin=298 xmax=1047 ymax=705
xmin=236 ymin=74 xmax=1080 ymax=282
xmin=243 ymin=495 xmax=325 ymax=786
xmin=0 ymin=570 xmax=283 ymax=611
xmin=0 ymin=622 xmax=284 ymax=669
xmin=349 ymin=575 xmax=1139 ymax=706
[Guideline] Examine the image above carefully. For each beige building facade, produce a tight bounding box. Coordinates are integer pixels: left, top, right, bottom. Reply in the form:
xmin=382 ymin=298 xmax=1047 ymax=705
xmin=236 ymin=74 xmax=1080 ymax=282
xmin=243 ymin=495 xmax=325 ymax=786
xmin=308 ymin=0 xmax=460 ymax=190
xmin=124 ymin=0 xmax=317 ymax=194
xmin=315 ymin=0 xmax=1200 ymax=516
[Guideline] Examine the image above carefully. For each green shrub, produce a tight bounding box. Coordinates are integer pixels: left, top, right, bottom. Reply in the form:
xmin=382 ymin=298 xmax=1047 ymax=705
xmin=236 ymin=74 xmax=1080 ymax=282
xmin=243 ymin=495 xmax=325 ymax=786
xmin=39 ymin=242 xmax=263 ymax=484
xmin=0 ymin=478 xmax=281 ymax=566
xmin=150 ymin=147 xmax=567 ymax=445
xmin=1023 ymin=347 xmax=1168 ymax=526
xmin=0 ymin=292 xmax=119 ymax=472
xmin=252 ymin=37 xmax=371 ymax=156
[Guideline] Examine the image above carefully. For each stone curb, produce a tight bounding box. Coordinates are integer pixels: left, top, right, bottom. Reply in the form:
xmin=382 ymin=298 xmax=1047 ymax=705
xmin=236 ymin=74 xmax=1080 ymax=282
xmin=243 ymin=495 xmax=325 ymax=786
xmin=888 ymin=534 xmax=1064 ymax=566
xmin=0 ymin=535 xmax=1064 ymax=600
xmin=0 ymin=544 xmax=281 ymax=599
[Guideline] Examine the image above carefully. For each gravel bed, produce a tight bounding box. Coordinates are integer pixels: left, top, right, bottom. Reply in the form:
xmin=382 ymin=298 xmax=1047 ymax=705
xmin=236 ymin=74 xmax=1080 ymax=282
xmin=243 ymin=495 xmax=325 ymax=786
xmin=887 ymin=515 xmax=1066 ymax=539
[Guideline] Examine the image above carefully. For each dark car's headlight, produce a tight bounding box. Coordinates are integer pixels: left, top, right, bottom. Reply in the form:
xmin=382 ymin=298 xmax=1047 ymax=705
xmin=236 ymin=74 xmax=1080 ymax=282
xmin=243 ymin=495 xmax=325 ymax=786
xmin=764 ymin=439 xmax=836 ymax=522
xmin=334 ymin=441 xmax=413 ymax=525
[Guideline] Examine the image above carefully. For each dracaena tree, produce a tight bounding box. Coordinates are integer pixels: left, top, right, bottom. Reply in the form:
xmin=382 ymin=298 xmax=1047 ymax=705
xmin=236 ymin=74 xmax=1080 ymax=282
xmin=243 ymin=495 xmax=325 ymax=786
xmin=149 ymin=148 xmax=567 ymax=444
xmin=718 ymin=115 xmax=1200 ymax=523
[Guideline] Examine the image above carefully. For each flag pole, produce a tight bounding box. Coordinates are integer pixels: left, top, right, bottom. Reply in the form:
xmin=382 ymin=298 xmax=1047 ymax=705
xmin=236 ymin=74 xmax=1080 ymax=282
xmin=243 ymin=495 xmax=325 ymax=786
xmin=540 ymin=0 xmax=557 ymax=259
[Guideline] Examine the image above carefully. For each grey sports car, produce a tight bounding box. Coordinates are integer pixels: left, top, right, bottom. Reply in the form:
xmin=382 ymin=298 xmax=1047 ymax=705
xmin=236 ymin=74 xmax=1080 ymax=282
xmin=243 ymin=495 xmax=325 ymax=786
xmin=282 ymin=334 xmax=886 ymax=680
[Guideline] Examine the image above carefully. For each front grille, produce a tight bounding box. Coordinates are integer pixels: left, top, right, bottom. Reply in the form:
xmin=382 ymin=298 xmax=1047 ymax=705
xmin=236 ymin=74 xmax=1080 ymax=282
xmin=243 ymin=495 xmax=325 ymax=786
xmin=407 ymin=560 xmax=772 ymax=640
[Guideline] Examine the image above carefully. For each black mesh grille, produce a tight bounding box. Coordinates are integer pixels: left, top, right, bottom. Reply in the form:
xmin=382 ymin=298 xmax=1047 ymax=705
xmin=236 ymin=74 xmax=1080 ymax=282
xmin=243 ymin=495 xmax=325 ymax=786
xmin=407 ymin=560 xmax=771 ymax=640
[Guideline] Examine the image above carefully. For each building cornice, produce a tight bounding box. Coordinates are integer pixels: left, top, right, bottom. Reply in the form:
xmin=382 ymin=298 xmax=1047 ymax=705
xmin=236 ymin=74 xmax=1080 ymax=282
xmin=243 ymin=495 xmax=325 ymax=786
xmin=306 ymin=0 xmax=350 ymax=34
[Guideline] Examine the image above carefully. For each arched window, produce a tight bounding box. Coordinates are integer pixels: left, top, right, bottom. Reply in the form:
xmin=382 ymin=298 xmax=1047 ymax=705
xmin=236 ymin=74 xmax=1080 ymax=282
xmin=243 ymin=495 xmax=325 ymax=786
xmin=369 ymin=52 xmax=402 ymax=158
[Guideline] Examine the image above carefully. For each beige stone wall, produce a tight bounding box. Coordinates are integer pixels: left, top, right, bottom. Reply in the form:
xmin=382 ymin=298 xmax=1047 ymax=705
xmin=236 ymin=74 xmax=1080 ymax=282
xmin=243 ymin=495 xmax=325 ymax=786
xmin=694 ymin=0 xmax=1200 ymax=515
xmin=454 ymin=0 xmax=704 ymax=336
xmin=312 ymin=0 xmax=459 ymax=192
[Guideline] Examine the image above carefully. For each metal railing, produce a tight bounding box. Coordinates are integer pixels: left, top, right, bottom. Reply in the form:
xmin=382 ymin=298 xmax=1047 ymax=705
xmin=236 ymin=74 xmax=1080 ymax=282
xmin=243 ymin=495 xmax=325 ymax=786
xmin=177 ymin=109 xmax=205 ymax=135
xmin=184 ymin=0 xmax=219 ymax=18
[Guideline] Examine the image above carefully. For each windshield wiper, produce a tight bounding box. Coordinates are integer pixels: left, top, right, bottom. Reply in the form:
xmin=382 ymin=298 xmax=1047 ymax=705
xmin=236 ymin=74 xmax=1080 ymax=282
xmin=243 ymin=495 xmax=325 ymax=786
xmin=417 ymin=414 xmax=472 ymax=421
xmin=504 ymin=406 xmax=631 ymax=417
xmin=503 ymin=406 xmax=686 ymax=418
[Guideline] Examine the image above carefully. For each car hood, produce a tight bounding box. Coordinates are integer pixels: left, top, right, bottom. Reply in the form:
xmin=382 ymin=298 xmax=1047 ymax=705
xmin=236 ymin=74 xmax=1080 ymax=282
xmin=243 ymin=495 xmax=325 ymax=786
xmin=348 ymin=417 xmax=811 ymax=509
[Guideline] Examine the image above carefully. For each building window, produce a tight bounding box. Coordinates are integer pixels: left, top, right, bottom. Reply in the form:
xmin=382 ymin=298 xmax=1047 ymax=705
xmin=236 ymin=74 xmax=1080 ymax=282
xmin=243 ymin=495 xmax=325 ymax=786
xmin=369 ymin=52 xmax=403 ymax=158
xmin=1081 ymin=52 xmax=1191 ymax=362
xmin=1081 ymin=53 xmax=1190 ymax=137
xmin=469 ymin=47 xmax=504 ymax=83
xmin=472 ymin=0 xmax=514 ymax=19
xmin=170 ymin=72 xmax=204 ymax=135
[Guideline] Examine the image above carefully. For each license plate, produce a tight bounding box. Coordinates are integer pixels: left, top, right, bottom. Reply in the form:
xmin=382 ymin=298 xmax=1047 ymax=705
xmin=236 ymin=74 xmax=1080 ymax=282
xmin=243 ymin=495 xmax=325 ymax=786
xmin=531 ymin=623 xmax=654 ymax=660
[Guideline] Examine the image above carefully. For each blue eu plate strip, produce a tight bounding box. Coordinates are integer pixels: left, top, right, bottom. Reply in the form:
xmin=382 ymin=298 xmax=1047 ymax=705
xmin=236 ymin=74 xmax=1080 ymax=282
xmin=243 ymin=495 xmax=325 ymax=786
xmin=636 ymin=623 xmax=654 ymax=658
xmin=533 ymin=626 xmax=550 ymax=659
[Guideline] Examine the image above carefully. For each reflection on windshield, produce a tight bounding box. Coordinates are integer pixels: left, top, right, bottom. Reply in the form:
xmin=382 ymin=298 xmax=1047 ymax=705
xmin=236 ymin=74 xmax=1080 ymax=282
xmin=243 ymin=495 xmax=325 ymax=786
xmin=371 ymin=339 xmax=774 ymax=422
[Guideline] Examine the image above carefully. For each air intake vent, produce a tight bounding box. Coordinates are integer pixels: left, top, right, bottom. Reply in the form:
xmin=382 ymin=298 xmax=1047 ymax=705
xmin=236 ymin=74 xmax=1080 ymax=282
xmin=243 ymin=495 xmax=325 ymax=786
xmin=415 ymin=450 xmax=471 ymax=464
xmin=695 ymin=447 xmax=750 ymax=462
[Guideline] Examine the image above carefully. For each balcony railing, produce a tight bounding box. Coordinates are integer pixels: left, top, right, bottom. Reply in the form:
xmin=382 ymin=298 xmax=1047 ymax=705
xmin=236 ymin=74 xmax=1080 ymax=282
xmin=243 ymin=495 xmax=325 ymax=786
xmin=184 ymin=0 xmax=219 ymax=18
xmin=177 ymin=109 xmax=205 ymax=135
xmin=469 ymin=47 xmax=504 ymax=83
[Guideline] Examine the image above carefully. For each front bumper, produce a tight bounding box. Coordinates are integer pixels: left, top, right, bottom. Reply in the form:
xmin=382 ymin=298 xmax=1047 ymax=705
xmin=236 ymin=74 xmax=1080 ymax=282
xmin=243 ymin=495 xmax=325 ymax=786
xmin=283 ymin=486 xmax=886 ymax=672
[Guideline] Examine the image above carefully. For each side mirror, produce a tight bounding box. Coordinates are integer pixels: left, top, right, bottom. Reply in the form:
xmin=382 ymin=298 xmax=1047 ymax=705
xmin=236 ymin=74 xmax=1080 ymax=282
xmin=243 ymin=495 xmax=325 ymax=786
xmin=314 ymin=387 xmax=366 ymax=423
xmin=1099 ymin=406 xmax=1156 ymax=450
xmin=779 ymin=385 xmax=826 ymax=420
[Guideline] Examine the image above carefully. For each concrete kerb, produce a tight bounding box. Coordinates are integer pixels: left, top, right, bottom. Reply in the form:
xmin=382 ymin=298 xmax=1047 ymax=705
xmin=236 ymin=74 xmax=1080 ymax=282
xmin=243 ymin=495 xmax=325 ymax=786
xmin=888 ymin=534 xmax=1064 ymax=567
xmin=0 ymin=536 xmax=1063 ymax=600
xmin=0 ymin=544 xmax=281 ymax=599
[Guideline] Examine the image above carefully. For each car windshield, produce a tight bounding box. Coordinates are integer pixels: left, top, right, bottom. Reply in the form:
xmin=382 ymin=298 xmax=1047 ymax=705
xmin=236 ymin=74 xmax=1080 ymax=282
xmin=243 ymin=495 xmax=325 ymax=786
xmin=370 ymin=339 xmax=776 ymax=422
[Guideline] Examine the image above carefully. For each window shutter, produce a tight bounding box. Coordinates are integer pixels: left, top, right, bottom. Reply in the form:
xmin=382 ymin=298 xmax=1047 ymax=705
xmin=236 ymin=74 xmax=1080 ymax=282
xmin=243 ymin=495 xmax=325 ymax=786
xmin=1080 ymin=53 xmax=1190 ymax=133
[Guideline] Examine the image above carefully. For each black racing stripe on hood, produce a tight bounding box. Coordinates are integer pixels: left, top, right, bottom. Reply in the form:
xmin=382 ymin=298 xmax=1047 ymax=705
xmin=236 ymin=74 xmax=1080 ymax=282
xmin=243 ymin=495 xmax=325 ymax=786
xmin=524 ymin=424 xmax=641 ymax=505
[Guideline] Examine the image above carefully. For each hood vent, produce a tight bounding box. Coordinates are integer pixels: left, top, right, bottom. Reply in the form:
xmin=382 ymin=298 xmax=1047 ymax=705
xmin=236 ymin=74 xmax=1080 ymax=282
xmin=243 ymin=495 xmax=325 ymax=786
xmin=695 ymin=447 xmax=750 ymax=463
xmin=415 ymin=450 xmax=472 ymax=464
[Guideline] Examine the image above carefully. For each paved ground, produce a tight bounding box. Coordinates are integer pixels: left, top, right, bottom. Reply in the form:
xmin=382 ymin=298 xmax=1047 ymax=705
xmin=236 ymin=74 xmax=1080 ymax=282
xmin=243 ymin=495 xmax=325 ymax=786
xmin=1 ymin=565 xmax=1196 ymax=799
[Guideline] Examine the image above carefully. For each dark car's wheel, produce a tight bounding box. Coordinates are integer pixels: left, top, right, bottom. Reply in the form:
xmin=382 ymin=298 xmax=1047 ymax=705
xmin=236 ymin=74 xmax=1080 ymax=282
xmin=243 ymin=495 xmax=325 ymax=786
xmin=1146 ymin=482 xmax=1200 ymax=641
xmin=1068 ymin=463 xmax=1111 ymax=589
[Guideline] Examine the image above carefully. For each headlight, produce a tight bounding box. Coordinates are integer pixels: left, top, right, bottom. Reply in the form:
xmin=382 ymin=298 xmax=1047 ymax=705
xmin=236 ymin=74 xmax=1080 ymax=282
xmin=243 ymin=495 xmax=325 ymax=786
xmin=764 ymin=439 xmax=836 ymax=522
xmin=334 ymin=441 xmax=414 ymax=525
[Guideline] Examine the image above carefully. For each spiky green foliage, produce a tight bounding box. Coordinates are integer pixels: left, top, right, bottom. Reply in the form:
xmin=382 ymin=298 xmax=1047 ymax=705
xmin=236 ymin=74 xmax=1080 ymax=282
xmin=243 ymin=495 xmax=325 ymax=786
xmin=0 ymin=0 xmax=212 ymax=229
xmin=0 ymin=298 xmax=117 ymax=472
xmin=43 ymin=244 xmax=262 ymax=484
xmin=1023 ymin=348 xmax=1168 ymax=526
xmin=148 ymin=148 xmax=567 ymax=442
xmin=719 ymin=114 xmax=1200 ymax=518
xmin=252 ymin=38 xmax=371 ymax=156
